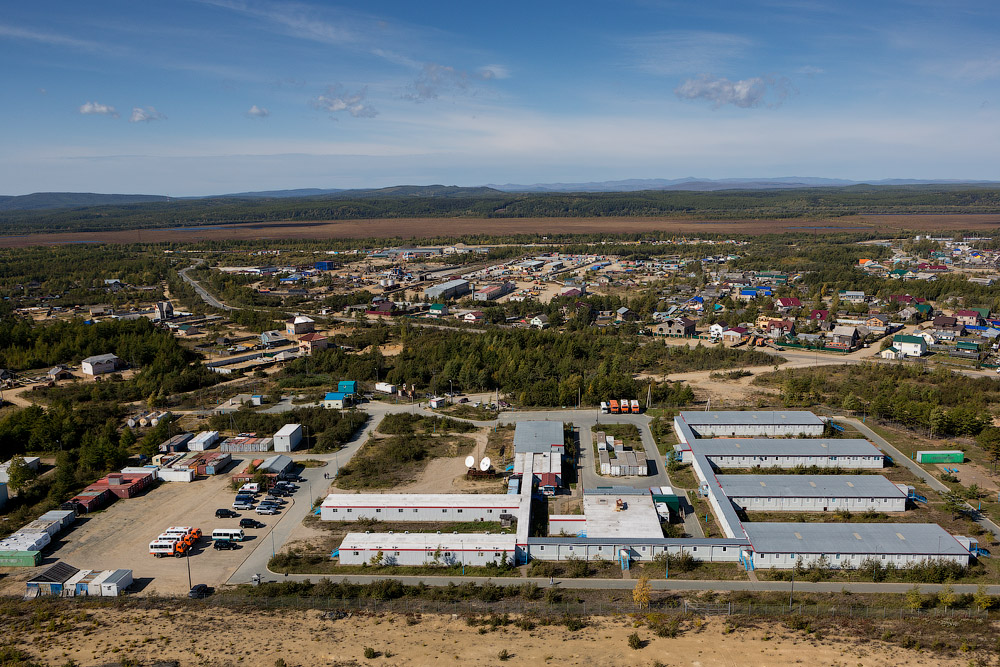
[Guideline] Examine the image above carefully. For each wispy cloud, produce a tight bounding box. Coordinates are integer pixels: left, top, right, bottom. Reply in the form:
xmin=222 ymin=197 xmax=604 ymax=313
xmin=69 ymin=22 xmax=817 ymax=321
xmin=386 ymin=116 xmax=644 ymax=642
xmin=675 ymin=74 xmax=792 ymax=108
xmin=794 ymin=65 xmax=826 ymax=76
xmin=0 ymin=23 xmax=112 ymax=53
xmin=246 ymin=104 xmax=270 ymax=117
xmin=311 ymin=85 xmax=378 ymax=118
xmin=79 ymin=101 xmax=119 ymax=118
xmin=480 ymin=64 xmax=510 ymax=80
xmin=625 ymin=30 xmax=753 ymax=76
xmin=404 ymin=63 xmax=498 ymax=102
xmin=130 ymin=106 xmax=166 ymax=122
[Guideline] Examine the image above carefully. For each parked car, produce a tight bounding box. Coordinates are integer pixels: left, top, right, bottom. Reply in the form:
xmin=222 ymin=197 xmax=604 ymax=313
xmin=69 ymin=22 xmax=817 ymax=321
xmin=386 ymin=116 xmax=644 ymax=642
xmin=213 ymin=539 xmax=239 ymax=550
xmin=215 ymin=509 xmax=238 ymax=519
xmin=255 ymin=506 xmax=278 ymax=515
xmin=264 ymin=496 xmax=286 ymax=505
xmin=188 ymin=584 xmax=211 ymax=598
xmin=232 ymin=502 xmax=254 ymax=510
xmin=239 ymin=518 xmax=261 ymax=529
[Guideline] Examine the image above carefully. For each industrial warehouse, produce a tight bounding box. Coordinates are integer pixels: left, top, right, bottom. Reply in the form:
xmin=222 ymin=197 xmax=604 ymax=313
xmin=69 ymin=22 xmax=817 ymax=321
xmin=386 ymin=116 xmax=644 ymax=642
xmin=325 ymin=414 xmax=980 ymax=571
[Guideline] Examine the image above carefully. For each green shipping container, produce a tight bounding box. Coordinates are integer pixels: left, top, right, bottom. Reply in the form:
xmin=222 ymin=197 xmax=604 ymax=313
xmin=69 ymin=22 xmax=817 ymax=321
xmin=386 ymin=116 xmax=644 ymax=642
xmin=916 ymin=451 xmax=964 ymax=464
xmin=0 ymin=550 xmax=42 ymax=567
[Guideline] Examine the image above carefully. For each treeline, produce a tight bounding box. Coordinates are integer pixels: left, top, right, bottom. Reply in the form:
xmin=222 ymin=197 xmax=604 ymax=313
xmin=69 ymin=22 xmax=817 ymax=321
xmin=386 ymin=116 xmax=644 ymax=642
xmin=761 ymin=363 xmax=997 ymax=436
xmin=207 ymin=406 xmax=367 ymax=452
xmin=280 ymin=325 xmax=769 ymax=407
xmin=7 ymin=185 xmax=1000 ymax=234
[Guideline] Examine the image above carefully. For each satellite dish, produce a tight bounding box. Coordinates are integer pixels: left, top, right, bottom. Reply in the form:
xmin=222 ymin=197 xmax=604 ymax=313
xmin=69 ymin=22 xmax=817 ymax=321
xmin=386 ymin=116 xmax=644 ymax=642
xmin=464 ymin=455 xmax=475 ymax=468
xmin=480 ymin=457 xmax=492 ymax=471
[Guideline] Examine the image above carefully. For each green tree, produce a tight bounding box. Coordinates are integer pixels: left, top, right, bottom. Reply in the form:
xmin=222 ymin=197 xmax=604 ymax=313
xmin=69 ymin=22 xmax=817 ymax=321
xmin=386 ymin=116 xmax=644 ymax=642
xmin=973 ymin=584 xmax=993 ymax=611
xmin=937 ymin=583 xmax=957 ymax=610
xmin=905 ymin=585 xmax=924 ymax=610
xmin=841 ymin=392 xmax=861 ymax=412
xmin=5 ymin=454 xmax=37 ymax=493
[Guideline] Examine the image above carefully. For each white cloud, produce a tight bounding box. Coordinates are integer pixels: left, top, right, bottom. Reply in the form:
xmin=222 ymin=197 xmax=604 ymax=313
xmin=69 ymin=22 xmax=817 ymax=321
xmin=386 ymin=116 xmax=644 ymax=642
xmin=311 ymin=85 xmax=378 ymax=118
xmin=794 ymin=65 xmax=826 ymax=76
xmin=625 ymin=31 xmax=753 ymax=76
xmin=675 ymin=74 xmax=792 ymax=108
xmin=247 ymin=104 xmax=270 ymax=117
xmin=0 ymin=23 xmax=111 ymax=53
xmin=130 ymin=106 xmax=166 ymax=122
xmin=79 ymin=101 xmax=118 ymax=118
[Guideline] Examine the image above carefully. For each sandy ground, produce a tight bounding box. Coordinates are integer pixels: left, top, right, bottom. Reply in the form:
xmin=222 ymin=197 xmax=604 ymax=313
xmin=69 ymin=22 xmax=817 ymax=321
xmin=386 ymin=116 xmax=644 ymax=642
xmin=14 ymin=608 xmax=971 ymax=666
xmin=6 ymin=213 xmax=1000 ymax=247
xmin=936 ymin=463 xmax=1000 ymax=495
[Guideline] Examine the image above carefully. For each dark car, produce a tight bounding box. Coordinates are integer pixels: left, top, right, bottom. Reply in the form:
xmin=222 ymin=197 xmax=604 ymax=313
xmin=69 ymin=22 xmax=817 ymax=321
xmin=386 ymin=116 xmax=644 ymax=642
xmin=215 ymin=508 xmax=238 ymax=519
xmin=188 ymin=584 xmax=211 ymax=598
xmin=268 ymin=490 xmax=288 ymax=498
xmin=213 ymin=539 xmax=239 ymax=550
xmin=239 ymin=518 xmax=261 ymax=529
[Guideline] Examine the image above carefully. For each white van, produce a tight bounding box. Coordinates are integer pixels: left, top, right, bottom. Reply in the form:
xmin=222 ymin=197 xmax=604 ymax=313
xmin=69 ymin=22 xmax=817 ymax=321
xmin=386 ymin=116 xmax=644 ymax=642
xmin=164 ymin=526 xmax=194 ymax=537
xmin=239 ymin=483 xmax=261 ymax=494
xmin=211 ymin=528 xmax=246 ymax=542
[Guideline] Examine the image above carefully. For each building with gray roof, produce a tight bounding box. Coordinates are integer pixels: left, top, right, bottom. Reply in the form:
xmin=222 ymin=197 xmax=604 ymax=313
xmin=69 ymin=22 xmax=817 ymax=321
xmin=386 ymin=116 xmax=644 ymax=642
xmin=682 ymin=438 xmax=884 ymax=469
xmin=716 ymin=474 xmax=907 ymax=512
xmin=678 ymin=410 xmax=824 ymax=437
xmin=423 ymin=279 xmax=472 ymax=300
xmin=513 ymin=421 xmax=564 ymax=454
xmin=744 ymin=522 xmax=970 ymax=569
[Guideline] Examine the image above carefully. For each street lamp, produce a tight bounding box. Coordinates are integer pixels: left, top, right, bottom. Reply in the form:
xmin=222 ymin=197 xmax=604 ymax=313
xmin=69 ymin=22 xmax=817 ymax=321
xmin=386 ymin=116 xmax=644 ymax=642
xmin=186 ymin=545 xmax=192 ymax=590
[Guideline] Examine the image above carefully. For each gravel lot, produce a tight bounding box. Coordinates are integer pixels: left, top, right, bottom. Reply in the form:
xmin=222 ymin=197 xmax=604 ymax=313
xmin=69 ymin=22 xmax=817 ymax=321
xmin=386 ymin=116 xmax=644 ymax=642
xmin=0 ymin=462 xmax=295 ymax=595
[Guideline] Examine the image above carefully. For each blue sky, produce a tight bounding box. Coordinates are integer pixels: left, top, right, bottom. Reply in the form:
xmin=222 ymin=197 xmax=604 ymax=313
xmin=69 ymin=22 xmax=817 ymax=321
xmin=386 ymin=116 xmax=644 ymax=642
xmin=3 ymin=0 xmax=1000 ymax=195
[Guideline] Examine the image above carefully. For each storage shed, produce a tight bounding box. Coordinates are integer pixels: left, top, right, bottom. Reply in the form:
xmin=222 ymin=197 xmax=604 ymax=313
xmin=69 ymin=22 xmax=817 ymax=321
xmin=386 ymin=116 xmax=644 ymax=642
xmin=683 ymin=438 xmax=885 ymax=469
xmin=322 ymin=493 xmax=520 ymax=523
xmin=679 ymin=411 xmax=825 ymax=438
xmin=273 ymin=423 xmax=303 ymax=452
xmin=100 ymin=569 xmax=133 ymax=596
xmin=339 ymin=532 xmax=515 ymax=567
xmin=26 ymin=562 xmax=79 ymax=597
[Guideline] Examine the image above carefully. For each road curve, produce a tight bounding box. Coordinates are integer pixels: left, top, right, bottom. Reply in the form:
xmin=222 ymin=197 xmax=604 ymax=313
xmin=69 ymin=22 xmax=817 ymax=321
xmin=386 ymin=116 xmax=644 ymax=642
xmin=178 ymin=263 xmax=233 ymax=311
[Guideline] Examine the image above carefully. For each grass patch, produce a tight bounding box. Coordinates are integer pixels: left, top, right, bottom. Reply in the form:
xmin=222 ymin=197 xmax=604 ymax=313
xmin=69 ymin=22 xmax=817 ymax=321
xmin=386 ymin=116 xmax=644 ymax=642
xmin=377 ymin=412 xmax=477 ymax=436
xmin=438 ymin=403 xmax=499 ymax=421
xmin=335 ymin=434 xmax=475 ymax=489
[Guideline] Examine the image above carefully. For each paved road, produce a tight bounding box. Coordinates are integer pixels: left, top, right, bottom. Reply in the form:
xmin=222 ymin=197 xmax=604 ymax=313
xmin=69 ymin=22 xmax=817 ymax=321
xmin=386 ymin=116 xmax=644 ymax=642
xmin=178 ymin=263 xmax=233 ymax=311
xmin=841 ymin=417 xmax=1000 ymax=543
xmin=262 ymin=571 xmax=1000 ymax=595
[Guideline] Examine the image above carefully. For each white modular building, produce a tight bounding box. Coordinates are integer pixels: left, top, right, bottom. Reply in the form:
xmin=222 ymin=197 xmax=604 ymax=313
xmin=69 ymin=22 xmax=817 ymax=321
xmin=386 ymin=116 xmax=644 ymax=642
xmin=716 ymin=475 xmax=908 ymax=513
xmin=188 ymin=431 xmax=219 ymax=451
xmin=321 ymin=493 xmax=521 ymax=523
xmin=273 ymin=423 xmax=303 ymax=452
xmin=681 ymin=438 xmax=885 ymax=469
xmin=744 ymin=523 xmax=972 ymax=569
xmin=339 ymin=532 xmax=516 ymax=566
xmin=679 ymin=410 xmax=825 ymax=438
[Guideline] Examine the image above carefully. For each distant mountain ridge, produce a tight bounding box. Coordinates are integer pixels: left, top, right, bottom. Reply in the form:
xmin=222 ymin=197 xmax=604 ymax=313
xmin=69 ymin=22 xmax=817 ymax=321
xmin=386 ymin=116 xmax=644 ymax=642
xmin=3 ymin=179 xmax=1000 ymax=212
xmin=485 ymin=177 xmax=1000 ymax=192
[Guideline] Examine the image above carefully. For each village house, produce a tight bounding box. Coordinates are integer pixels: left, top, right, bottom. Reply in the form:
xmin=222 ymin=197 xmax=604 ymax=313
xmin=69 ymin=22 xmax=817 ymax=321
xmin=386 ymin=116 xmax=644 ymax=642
xmin=892 ymin=334 xmax=927 ymax=357
xmin=297 ymin=333 xmax=329 ymax=355
xmin=529 ymin=314 xmax=550 ymax=329
xmin=720 ymin=327 xmax=749 ymax=344
xmin=774 ymin=297 xmax=801 ymax=313
xmin=653 ymin=317 xmax=696 ymax=337
xmin=285 ymin=315 xmax=315 ymax=336
xmin=954 ymin=310 xmax=982 ymax=327
xmin=829 ymin=325 xmax=859 ymax=350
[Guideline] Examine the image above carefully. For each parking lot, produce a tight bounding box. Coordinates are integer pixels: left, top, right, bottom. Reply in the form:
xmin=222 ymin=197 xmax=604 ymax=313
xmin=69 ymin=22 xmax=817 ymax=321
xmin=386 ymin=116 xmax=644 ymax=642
xmin=0 ymin=461 xmax=296 ymax=595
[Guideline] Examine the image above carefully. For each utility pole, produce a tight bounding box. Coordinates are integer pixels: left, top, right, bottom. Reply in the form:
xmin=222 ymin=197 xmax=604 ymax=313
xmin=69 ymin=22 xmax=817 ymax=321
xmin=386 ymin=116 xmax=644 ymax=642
xmin=789 ymin=566 xmax=794 ymax=609
xmin=186 ymin=547 xmax=192 ymax=590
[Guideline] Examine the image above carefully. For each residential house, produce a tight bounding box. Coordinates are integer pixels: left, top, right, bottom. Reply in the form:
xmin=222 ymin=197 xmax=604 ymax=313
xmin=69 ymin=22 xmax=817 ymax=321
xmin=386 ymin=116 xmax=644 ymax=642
xmin=892 ymin=334 xmax=927 ymax=357
xmin=428 ymin=303 xmax=449 ymax=318
xmin=808 ymin=309 xmax=830 ymax=322
xmin=774 ymin=297 xmax=801 ymax=313
xmin=954 ymin=310 xmax=982 ymax=327
xmin=829 ymin=325 xmax=859 ymax=350
xmin=838 ymin=290 xmax=867 ymax=304
xmin=285 ymin=315 xmax=315 ymax=336
xmin=260 ymin=330 xmax=287 ymax=347
xmin=708 ymin=322 xmax=727 ymax=339
xmin=654 ymin=317 xmax=696 ymax=337
xmin=865 ymin=313 xmax=891 ymax=328
xmin=897 ymin=306 xmax=919 ymax=321
xmin=81 ymin=353 xmax=120 ymax=376
xmin=932 ymin=315 xmax=958 ymax=329
xmin=463 ymin=311 xmax=485 ymax=324
xmin=766 ymin=319 xmax=795 ymax=338
xmin=297 ymin=333 xmax=328 ymax=355
xmin=720 ymin=327 xmax=748 ymax=344
xmin=47 ymin=365 xmax=73 ymax=381
xmin=322 ymin=392 xmax=349 ymax=409
xmin=529 ymin=314 xmax=549 ymax=329
xmin=615 ymin=307 xmax=637 ymax=322
xmin=880 ymin=346 xmax=904 ymax=360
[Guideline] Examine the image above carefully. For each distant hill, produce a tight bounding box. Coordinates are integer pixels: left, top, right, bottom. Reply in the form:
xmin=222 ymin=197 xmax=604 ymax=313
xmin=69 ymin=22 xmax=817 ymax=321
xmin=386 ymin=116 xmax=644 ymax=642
xmin=486 ymin=177 xmax=1000 ymax=192
xmin=0 ymin=192 xmax=174 ymax=212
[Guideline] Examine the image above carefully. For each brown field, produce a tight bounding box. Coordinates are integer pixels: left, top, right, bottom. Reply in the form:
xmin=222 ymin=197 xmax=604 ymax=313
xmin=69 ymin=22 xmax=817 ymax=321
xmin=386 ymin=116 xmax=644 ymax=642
xmin=8 ymin=606 xmax=979 ymax=666
xmin=4 ymin=213 xmax=1000 ymax=247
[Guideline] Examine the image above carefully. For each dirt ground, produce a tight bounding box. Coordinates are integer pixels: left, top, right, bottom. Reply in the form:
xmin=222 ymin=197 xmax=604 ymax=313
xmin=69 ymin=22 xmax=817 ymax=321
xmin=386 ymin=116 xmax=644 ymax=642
xmin=0 ymin=468 xmax=289 ymax=596
xmin=6 ymin=213 xmax=1000 ymax=247
xmin=11 ymin=608 xmax=973 ymax=666
xmin=936 ymin=463 xmax=1000 ymax=495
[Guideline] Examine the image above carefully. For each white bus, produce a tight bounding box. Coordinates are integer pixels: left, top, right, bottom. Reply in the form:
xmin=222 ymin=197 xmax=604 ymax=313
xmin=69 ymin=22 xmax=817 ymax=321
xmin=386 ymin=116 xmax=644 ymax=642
xmin=149 ymin=540 xmax=183 ymax=557
xmin=211 ymin=528 xmax=246 ymax=542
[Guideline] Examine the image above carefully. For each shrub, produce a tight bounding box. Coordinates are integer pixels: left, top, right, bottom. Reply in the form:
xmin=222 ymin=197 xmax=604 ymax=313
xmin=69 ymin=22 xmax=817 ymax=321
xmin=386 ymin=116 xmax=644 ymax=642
xmin=628 ymin=632 xmax=644 ymax=650
xmin=498 ymin=649 xmax=511 ymax=661
xmin=563 ymin=615 xmax=585 ymax=631
xmin=363 ymin=647 xmax=377 ymax=659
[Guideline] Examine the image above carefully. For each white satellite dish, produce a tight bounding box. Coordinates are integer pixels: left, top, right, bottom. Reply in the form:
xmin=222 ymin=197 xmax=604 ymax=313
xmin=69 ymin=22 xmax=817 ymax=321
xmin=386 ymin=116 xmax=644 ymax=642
xmin=465 ymin=455 xmax=475 ymax=468
xmin=480 ymin=457 xmax=492 ymax=472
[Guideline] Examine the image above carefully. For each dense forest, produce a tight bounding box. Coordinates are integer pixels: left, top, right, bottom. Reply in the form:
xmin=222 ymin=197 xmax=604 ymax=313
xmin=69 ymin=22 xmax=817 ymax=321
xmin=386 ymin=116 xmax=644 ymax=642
xmin=759 ymin=363 xmax=998 ymax=437
xmin=279 ymin=325 xmax=771 ymax=406
xmin=5 ymin=185 xmax=1000 ymax=234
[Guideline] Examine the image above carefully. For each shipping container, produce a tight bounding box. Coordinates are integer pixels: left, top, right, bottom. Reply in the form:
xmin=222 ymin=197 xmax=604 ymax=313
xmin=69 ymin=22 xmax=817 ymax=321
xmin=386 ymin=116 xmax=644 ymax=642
xmin=100 ymin=569 xmax=133 ymax=596
xmin=375 ymin=382 xmax=397 ymax=394
xmin=0 ymin=550 xmax=41 ymax=567
xmin=916 ymin=450 xmax=964 ymax=464
xmin=188 ymin=431 xmax=220 ymax=451
xmin=64 ymin=569 xmax=92 ymax=596
xmin=87 ymin=570 xmax=114 ymax=596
